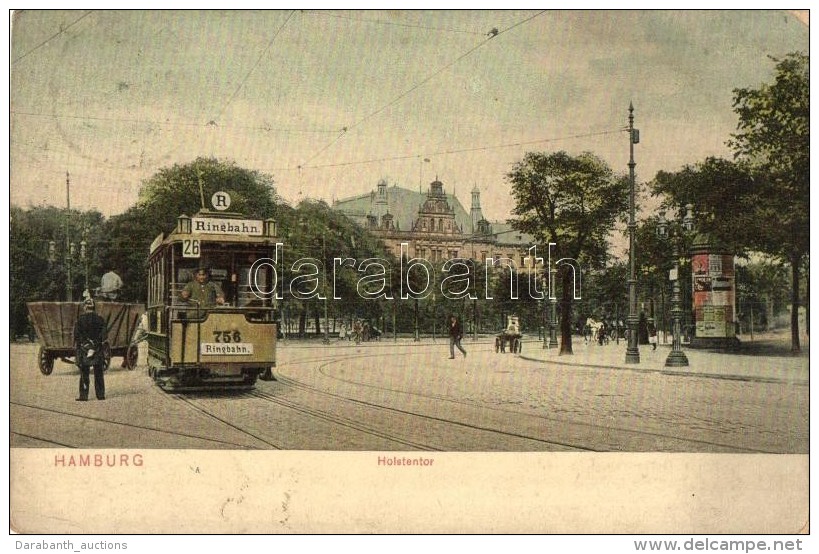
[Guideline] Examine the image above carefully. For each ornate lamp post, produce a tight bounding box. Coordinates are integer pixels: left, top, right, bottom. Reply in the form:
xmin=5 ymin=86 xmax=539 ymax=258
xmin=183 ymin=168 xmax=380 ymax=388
xmin=656 ymin=205 xmax=695 ymax=367
xmin=541 ymin=278 xmax=548 ymax=349
xmin=625 ymin=103 xmax=640 ymax=363
xmin=47 ymin=229 xmax=88 ymax=302
xmin=548 ymin=265 xmax=558 ymax=348
xmin=80 ymin=227 xmax=90 ymax=296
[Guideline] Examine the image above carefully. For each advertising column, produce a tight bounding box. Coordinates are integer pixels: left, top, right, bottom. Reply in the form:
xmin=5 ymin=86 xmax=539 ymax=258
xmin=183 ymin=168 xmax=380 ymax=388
xmin=690 ymin=238 xmax=740 ymax=349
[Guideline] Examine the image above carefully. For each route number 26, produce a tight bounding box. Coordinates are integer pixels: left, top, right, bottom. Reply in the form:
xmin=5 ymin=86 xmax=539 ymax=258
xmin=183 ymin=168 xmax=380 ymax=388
xmin=182 ymin=239 xmax=200 ymax=258
xmin=213 ymin=330 xmax=242 ymax=343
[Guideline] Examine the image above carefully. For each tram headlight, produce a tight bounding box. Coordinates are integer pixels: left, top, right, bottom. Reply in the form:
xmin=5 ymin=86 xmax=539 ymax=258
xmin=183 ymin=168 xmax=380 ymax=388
xmin=177 ymin=214 xmax=192 ymax=234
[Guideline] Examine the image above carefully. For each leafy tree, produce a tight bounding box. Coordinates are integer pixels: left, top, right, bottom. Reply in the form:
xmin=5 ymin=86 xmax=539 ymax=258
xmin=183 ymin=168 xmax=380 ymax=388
xmin=279 ymin=199 xmax=394 ymax=337
xmin=507 ymin=151 xmax=629 ymax=354
xmin=102 ymin=157 xmax=281 ymax=303
xmin=10 ymin=205 xmax=105 ymax=338
xmin=581 ymin=262 xmax=629 ymax=330
xmin=652 ymin=53 xmax=809 ymax=352
xmin=735 ymin=256 xmax=790 ymax=332
xmin=729 ymin=52 xmax=809 ymax=352
xmin=651 ymin=158 xmax=760 ymax=255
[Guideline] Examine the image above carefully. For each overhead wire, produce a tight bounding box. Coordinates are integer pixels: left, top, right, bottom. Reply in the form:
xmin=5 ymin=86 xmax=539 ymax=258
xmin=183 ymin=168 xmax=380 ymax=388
xmin=298 ymin=10 xmax=547 ymax=168
xmin=211 ymin=10 xmax=296 ymax=123
xmin=265 ymin=129 xmax=624 ymax=172
xmin=13 ymin=10 xmax=615 ymax=211
xmin=11 ymin=10 xmax=94 ymax=64
xmin=302 ymin=10 xmax=485 ymax=35
xmin=10 ymin=110 xmax=340 ymax=134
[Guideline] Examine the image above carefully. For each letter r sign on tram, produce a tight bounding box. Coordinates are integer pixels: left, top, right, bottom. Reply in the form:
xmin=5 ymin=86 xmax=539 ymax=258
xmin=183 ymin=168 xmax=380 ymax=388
xmin=212 ymin=191 xmax=231 ymax=211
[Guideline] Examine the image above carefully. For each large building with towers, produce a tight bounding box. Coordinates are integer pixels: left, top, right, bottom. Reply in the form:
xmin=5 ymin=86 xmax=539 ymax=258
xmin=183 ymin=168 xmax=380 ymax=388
xmin=332 ymin=178 xmax=536 ymax=268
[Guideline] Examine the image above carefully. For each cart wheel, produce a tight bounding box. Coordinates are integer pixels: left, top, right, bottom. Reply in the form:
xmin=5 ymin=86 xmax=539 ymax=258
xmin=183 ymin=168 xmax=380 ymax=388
xmin=101 ymin=343 xmax=112 ymax=371
xmin=38 ymin=346 xmax=54 ymax=376
xmin=125 ymin=345 xmax=138 ymax=370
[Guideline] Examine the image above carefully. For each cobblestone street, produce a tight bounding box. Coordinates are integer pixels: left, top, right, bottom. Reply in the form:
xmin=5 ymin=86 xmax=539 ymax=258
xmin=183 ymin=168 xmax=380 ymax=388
xmin=9 ymin=333 xmax=809 ymax=453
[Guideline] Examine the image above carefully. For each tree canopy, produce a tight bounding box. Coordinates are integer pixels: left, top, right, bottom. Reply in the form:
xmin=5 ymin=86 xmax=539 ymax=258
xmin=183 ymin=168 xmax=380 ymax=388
xmin=99 ymin=157 xmax=281 ymax=303
xmin=650 ymin=52 xmax=809 ymax=352
xmin=729 ymin=52 xmax=809 ymax=263
xmin=507 ymin=151 xmax=629 ymax=354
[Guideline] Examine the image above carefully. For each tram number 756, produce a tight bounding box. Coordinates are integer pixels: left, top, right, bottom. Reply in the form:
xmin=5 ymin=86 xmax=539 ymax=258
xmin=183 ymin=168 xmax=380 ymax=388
xmin=213 ymin=330 xmax=242 ymax=343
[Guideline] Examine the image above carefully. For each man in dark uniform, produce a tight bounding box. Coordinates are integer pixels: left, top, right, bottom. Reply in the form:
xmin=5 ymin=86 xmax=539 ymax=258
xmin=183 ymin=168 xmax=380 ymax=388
xmin=74 ymin=298 xmax=107 ymax=401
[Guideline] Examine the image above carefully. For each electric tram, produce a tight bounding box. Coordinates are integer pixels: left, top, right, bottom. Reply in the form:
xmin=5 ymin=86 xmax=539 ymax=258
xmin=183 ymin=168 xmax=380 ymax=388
xmin=145 ymin=197 xmax=278 ymax=390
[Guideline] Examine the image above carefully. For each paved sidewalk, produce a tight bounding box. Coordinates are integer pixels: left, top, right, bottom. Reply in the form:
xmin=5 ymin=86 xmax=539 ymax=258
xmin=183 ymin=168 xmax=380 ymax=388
xmin=519 ymin=335 xmax=809 ymax=385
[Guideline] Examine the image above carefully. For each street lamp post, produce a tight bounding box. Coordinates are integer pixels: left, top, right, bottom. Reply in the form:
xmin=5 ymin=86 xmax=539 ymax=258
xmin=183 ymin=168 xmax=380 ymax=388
xmin=414 ymin=297 xmax=420 ymax=342
xmin=432 ymin=293 xmax=437 ymax=343
xmin=322 ymin=234 xmax=330 ymax=345
xmin=48 ymin=231 xmax=87 ymax=303
xmin=541 ymin=271 xmax=547 ymax=348
xmin=80 ymin=227 xmax=90 ymax=296
xmin=64 ymin=172 xmax=74 ymax=302
xmin=656 ymin=206 xmax=694 ymax=367
xmin=472 ymin=296 xmax=477 ymax=341
xmin=548 ymin=266 xmax=558 ymax=348
xmin=625 ymin=103 xmax=640 ymax=363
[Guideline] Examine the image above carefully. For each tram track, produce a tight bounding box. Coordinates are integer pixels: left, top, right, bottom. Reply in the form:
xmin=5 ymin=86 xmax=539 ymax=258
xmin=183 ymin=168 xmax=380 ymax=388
xmin=275 ymin=349 xmax=597 ymax=451
xmin=269 ymin=377 xmax=594 ymax=451
xmin=10 ymin=400 xmax=260 ymax=449
xmin=10 ymin=430 xmax=75 ymax=448
xmin=168 ymin=394 xmax=284 ymax=449
xmin=276 ymin=349 xmax=778 ymax=453
xmin=247 ymin=389 xmax=441 ymax=451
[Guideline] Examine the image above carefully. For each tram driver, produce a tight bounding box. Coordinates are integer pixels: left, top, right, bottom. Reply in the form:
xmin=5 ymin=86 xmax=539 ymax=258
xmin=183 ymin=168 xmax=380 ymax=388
xmin=180 ymin=267 xmax=225 ymax=307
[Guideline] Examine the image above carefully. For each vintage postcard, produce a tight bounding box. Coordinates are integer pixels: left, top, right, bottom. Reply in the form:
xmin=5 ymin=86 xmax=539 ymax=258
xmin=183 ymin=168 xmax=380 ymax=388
xmin=8 ymin=10 xmax=809 ymax=536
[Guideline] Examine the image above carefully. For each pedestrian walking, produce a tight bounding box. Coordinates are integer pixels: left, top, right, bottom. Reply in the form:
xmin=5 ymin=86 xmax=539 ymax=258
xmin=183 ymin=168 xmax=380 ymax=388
xmin=648 ymin=320 xmax=658 ymax=350
xmin=74 ymin=298 xmax=108 ymax=401
xmin=353 ymin=320 xmax=362 ymax=344
xmin=638 ymin=311 xmax=649 ymax=345
xmin=448 ymin=315 xmax=466 ymax=359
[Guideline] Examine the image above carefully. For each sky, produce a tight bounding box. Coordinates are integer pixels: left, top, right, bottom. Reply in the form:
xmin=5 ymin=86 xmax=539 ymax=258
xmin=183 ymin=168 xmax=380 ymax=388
xmin=8 ymin=9 xmax=809 ymax=229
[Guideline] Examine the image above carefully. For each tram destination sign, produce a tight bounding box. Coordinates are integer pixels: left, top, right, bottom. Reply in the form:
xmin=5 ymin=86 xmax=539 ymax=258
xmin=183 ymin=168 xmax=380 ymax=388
xmin=191 ymin=216 xmax=263 ymax=236
xmin=201 ymin=343 xmax=255 ymax=355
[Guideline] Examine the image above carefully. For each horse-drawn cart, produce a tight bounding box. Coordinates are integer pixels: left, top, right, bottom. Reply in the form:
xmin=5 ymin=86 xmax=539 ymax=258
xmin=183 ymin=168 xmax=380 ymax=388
xmin=494 ymin=332 xmax=522 ymax=353
xmin=494 ymin=315 xmax=522 ymax=353
xmin=27 ymin=301 xmax=145 ymax=375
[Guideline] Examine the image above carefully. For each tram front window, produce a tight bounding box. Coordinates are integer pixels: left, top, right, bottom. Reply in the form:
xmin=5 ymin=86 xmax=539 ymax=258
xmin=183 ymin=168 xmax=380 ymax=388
xmin=179 ymin=268 xmax=225 ymax=307
xmin=236 ymin=262 xmax=270 ymax=307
